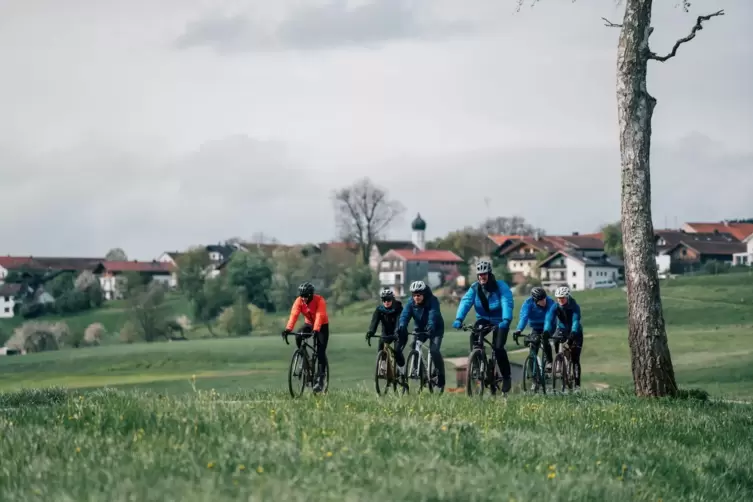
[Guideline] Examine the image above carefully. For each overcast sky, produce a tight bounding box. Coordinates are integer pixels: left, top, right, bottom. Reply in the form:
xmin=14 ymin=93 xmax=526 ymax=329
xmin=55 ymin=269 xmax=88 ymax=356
xmin=1 ymin=0 xmax=751 ymax=259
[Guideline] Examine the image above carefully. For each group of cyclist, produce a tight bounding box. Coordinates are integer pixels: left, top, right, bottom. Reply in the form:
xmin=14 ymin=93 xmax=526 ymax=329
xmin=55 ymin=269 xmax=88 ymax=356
xmin=281 ymin=259 xmax=583 ymax=394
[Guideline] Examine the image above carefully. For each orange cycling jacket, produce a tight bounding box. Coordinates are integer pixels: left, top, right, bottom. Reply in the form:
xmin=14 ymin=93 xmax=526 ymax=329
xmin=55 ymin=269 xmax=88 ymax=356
xmin=286 ymin=294 xmax=329 ymax=332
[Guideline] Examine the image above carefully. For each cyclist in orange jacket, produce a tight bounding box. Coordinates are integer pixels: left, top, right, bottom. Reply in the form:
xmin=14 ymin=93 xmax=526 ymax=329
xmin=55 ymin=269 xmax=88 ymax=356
xmin=282 ymin=282 xmax=330 ymax=392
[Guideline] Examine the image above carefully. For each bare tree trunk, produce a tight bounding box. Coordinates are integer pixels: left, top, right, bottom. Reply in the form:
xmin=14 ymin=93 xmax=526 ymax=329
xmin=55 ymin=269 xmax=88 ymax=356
xmin=616 ymin=0 xmax=677 ymax=396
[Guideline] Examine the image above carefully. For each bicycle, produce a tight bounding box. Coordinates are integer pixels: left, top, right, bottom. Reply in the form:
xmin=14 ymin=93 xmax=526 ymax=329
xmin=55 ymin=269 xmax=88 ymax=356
xmin=461 ymin=323 xmax=505 ymax=397
xmin=283 ymin=330 xmax=329 ymax=398
xmin=405 ymin=330 xmax=443 ymax=393
xmin=367 ymin=333 xmax=408 ymax=395
xmin=513 ymin=331 xmax=548 ymax=394
xmin=551 ymin=331 xmax=576 ymax=393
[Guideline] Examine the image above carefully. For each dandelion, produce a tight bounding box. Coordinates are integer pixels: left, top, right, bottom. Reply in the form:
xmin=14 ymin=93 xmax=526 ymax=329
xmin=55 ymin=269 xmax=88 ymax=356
xmin=257 ymin=466 xmax=264 ymax=474
xmin=207 ymin=462 xmax=215 ymax=469
xmin=441 ymin=425 xmax=448 ymax=432
xmin=548 ymin=464 xmax=556 ymax=471
xmin=547 ymin=472 xmax=556 ymax=480
xmin=326 ymin=451 xmax=333 ymax=457
xmin=75 ymin=447 xmax=81 ymax=453
xmin=238 ymin=464 xmax=246 ymax=471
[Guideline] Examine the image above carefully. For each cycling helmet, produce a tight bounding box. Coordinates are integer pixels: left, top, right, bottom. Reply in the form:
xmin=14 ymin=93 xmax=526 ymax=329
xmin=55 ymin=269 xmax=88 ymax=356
xmin=531 ymin=286 xmax=547 ymax=302
xmin=475 ymin=260 xmax=492 ymax=275
xmin=554 ymin=286 xmax=570 ymax=298
xmin=379 ymin=288 xmax=395 ymax=301
xmin=409 ymin=280 xmax=427 ymax=294
xmin=298 ymin=282 xmax=315 ymax=298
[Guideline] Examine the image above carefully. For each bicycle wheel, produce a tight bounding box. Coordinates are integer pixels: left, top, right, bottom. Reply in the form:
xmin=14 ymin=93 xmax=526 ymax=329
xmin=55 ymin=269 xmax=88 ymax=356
xmin=375 ymin=350 xmax=396 ymax=395
xmin=428 ymin=352 xmax=444 ymax=394
xmin=552 ymin=353 xmax=568 ymax=393
xmin=288 ymin=350 xmax=307 ymax=398
xmin=465 ymin=349 xmax=486 ymax=397
xmin=522 ymin=354 xmax=541 ymax=394
xmin=406 ymin=350 xmax=426 ymax=393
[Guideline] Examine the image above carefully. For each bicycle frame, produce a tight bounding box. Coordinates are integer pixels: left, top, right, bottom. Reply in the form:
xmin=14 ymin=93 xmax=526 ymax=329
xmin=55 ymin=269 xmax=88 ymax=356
xmin=405 ymin=330 xmax=442 ymax=393
xmin=367 ymin=333 xmax=405 ymax=394
xmin=515 ymin=331 xmax=547 ymax=393
xmin=284 ymin=330 xmax=328 ymax=397
xmin=462 ymin=323 xmax=501 ymax=395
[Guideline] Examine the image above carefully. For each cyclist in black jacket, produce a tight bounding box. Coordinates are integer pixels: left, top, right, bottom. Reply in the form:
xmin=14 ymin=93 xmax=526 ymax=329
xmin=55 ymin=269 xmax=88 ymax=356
xmin=366 ymin=288 xmax=406 ymax=371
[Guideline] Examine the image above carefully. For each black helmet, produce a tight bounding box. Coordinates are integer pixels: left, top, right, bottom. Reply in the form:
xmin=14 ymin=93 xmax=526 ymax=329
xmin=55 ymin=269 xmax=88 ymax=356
xmin=531 ymin=286 xmax=547 ymax=302
xmin=298 ymin=282 xmax=315 ymax=298
xmin=379 ymin=288 xmax=395 ymax=301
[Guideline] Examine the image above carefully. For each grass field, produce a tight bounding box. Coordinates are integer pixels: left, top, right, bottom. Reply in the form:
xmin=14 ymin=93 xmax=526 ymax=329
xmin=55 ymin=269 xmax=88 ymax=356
xmin=1 ymin=388 xmax=752 ymax=501
xmin=1 ymin=273 xmax=752 ymax=500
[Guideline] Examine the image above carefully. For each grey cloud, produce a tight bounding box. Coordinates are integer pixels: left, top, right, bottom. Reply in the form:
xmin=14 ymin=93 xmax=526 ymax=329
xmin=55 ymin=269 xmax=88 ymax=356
xmin=0 ymin=136 xmax=331 ymax=259
xmin=175 ymin=0 xmax=472 ymax=53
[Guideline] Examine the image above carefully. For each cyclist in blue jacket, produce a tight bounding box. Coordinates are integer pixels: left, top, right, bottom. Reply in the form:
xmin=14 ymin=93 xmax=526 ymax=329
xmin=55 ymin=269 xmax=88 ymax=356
xmin=452 ymin=260 xmax=514 ymax=392
xmin=544 ymin=286 xmax=583 ymax=388
xmin=398 ymin=280 xmax=446 ymax=391
xmin=513 ymin=286 xmax=556 ymax=372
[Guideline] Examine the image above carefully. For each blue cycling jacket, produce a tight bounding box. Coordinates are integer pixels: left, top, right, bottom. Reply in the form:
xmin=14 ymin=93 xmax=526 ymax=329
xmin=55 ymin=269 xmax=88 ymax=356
xmin=516 ymin=296 xmax=556 ymax=332
xmin=398 ymin=286 xmax=445 ymax=337
xmin=544 ymin=296 xmax=582 ymax=334
xmin=455 ymin=280 xmax=514 ymax=328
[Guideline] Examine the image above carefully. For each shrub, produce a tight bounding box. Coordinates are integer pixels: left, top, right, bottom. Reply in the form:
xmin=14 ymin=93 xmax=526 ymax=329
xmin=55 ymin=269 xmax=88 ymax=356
xmin=6 ymin=321 xmax=70 ymax=353
xmin=84 ymin=323 xmax=106 ymax=346
xmin=119 ymin=321 xmax=142 ymax=344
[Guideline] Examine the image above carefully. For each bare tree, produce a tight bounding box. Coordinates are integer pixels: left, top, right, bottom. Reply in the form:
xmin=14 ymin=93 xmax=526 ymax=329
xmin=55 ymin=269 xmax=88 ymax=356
xmin=332 ymin=178 xmax=405 ymax=264
xmin=526 ymin=0 xmax=723 ymax=396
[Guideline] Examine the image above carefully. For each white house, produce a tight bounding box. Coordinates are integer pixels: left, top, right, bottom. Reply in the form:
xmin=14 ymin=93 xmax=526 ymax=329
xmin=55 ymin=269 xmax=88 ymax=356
xmin=93 ymin=261 xmax=175 ymax=300
xmin=0 ymin=264 xmax=6 ymax=284
xmin=368 ymin=214 xmax=428 ymax=271
xmin=0 ymin=283 xmax=22 ymax=319
xmin=378 ymin=249 xmax=464 ymax=297
xmin=733 ymin=233 xmax=753 ymax=266
xmin=539 ymin=251 xmax=620 ymax=291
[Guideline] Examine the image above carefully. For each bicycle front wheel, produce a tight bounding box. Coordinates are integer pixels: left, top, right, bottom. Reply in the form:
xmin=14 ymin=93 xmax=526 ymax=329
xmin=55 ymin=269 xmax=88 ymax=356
xmin=466 ymin=349 xmax=485 ymax=397
xmin=552 ymin=353 xmax=569 ymax=394
xmin=522 ymin=354 xmax=541 ymax=394
xmin=406 ymin=350 xmax=427 ymax=393
xmin=374 ymin=350 xmax=396 ymax=396
xmin=288 ymin=350 xmax=307 ymax=398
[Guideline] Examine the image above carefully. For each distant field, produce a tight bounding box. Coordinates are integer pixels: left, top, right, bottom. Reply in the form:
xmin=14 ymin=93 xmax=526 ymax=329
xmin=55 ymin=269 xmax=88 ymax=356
xmin=1 ymin=272 xmax=752 ymax=398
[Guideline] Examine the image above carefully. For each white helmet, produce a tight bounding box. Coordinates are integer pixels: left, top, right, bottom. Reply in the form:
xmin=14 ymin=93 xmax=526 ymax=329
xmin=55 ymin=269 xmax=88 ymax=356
xmin=555 ymin=286 xmax=571 ymax=298
xmin=409 ymin=280 xmax=427 ymax=293
xmin=475 ymin=260 xmax=492 ymax=275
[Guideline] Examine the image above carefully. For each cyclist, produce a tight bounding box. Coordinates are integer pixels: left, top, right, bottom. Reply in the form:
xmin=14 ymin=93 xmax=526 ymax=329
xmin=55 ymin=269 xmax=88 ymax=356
xmin=513 ymin=286 xmax=556 ymax=369
xmin=282 ymin=282 xmax=330 ymax=393
xmin=398 ymin=280 xmax=446 ymax=391
xmin=366 ymin=288 xmax=405 ymax=373
xmin=452 ymin=260 xmax=514 ymax=393
xmin=544 ymin=285 xmax=583 ymax=388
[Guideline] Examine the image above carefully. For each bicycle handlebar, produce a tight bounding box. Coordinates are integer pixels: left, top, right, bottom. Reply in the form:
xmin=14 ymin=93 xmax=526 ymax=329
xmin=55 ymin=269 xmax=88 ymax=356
xmin=513 ymin=331 xmax=541 ymax=347
xmin=282 ymin=330 xmax=315 ymax=345
xmin=366 ymin=333 xmax=398 ymax=347
xmin=460 ymin=323 xmax=494 ymax=335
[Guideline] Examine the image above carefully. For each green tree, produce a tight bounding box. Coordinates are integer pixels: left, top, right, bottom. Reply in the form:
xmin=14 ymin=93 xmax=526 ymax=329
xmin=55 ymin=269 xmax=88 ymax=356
xmin=105 ymin=248 xmax=128 ymax=261
xmin=127 ymin=282 xmax=170 ymax=342
xmin=176 ymin=247 xmax=211 ymax=301
xmin=270 ymin=248 xmax=315 ymax=312
xmin=224 ymin=251 xmax=273 ymax=310
xmin=601 ymin=221 xmax=624 ymax=259
xmin=228 ymin=287 xmax=252 ymax=336
xmin=330 ymin=263 xmax=379 ymax=310
xmin=192 ymin=277 xmax=234 ymax=336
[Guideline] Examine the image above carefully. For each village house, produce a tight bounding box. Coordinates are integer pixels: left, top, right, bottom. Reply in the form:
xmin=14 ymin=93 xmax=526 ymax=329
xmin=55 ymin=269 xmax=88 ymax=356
xmin=538 ymin=250 xmax=621 ymax=291
xmin=734 ymin=234 xmax=753 ymax=266
xmin=0 ymin=283 xmax=24 ymax=319
xmin=93 ymin=260 xmax=176 ymax=300
xmin=374 ymin=214 xmax=464 ymax=295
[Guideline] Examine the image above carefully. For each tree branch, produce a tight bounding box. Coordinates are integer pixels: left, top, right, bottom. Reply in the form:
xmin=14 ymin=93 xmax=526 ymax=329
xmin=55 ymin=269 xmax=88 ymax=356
xmin=601 ymin=17 xmax=622 ymax=28
xmin=649 ymin=10 xmax=725 ymax=62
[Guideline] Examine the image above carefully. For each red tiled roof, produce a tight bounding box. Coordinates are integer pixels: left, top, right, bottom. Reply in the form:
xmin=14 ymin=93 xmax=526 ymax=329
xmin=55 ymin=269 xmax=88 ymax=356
xmin=488 ymin=235 xmax=524 ymax=246
xmin=684 ymin=222 xmax=753 ymax=241
xmin=667 ymin=240 xmax=745 ymax=256
xmin=0 ymin=256 xmax=43 ymax=269
xmin=97 ymin=261 xmax=175 ymax=273
xmin=546 ymin=235 xmax=605 ymax=250
xmin=387 ymin=249 xmax=464 ymax=262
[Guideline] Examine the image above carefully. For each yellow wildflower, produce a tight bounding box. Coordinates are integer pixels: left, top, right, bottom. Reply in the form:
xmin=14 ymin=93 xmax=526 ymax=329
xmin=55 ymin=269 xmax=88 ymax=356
xmin=326 ymin=451 xmax=333 ymax=457
xmin=257 ymin=466 xmax=264 ymax=474
xmin=207 ymin=462 xmax=215 ymax=469
xmin=238 ymin=464 xmax=246 ymax=471
xmin=547 ymin=472 xmax=556 ymax=480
